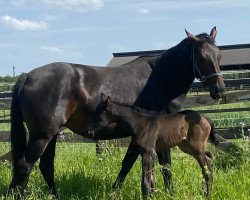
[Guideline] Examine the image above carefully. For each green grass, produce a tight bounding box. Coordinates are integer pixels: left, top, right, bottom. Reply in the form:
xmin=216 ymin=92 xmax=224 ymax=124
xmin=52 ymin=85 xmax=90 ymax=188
xmin=0 ymin=141 xmax=249 ymax=200
xmin=0 ymin=123 xmax=10 ymax=131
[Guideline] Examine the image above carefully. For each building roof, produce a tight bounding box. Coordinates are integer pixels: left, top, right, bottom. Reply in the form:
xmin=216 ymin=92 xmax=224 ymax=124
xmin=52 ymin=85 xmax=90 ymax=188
xmin=107 ymin=43 xmax=250 ymax=69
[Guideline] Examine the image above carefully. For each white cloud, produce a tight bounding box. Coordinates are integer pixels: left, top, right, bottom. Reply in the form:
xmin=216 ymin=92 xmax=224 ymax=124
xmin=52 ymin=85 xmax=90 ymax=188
xmin=1 ymin=15 xmax=48 ymax=31
xmin=137 ymin=8 xmax=149 ymax=15
xmin=42 ymin=46 xmax=61 ymax=53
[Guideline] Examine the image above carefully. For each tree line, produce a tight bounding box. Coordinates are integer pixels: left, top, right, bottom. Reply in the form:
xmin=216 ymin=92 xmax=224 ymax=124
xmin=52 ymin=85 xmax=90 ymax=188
xmin=0 ymin=73 xmax=26 ymax=83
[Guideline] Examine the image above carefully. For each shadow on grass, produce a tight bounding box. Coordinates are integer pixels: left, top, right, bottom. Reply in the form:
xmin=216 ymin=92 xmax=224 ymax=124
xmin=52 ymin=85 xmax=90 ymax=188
xmin=213 ymin=141 xmax=247 ymax=170
xmin=0 ymin=183 xmax=9 ymax=197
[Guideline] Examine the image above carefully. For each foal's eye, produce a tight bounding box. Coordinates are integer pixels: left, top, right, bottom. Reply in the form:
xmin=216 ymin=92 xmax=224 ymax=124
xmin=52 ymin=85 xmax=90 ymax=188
xmin=199 ymin=55 xmax=207 ymax=63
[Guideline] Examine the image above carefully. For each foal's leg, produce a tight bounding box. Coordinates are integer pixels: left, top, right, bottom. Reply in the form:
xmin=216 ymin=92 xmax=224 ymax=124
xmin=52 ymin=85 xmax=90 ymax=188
xmin=39 ymin=134 xmax=58 ymax=196
xmin=195 ymin=153 xmax=213 ymax=200
xmin=178 ymin=142 xmax=212 ymax=199
xmin=112 ymin=142 xmax=140 ymax=189
xmin=203 ymin=151 xmax=213 ymax=198
xmin=141 ymin=153 xmax=154 ymax=200
xmin=157 ymin=150 xmax=173 ymax=193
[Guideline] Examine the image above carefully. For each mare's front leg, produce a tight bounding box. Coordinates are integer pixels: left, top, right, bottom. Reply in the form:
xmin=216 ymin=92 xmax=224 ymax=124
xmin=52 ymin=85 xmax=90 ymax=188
xmin=141 ymin=153 xmax=154 ymax=200
xmin=39 ymin=134 xmax=58 ymax=196
xmin=157 ymin=150 xmax=173 ymax=193
xmin=112 ymin=141 xmax=140 ymax=189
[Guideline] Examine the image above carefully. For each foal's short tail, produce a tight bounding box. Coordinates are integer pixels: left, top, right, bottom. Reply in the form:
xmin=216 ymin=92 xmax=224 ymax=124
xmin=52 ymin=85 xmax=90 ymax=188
xmin=206 ymin=117 xmax=219 ymax=147
xmin=10 ymin=74 xmax=28 ymax=164
xmin=206 ymin=116 xmax=243 ymax=159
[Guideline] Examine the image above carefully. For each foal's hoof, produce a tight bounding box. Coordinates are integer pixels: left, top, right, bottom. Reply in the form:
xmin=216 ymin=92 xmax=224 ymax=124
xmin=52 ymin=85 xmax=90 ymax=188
xmin=150 ymin=188 xmax=158 ymax=194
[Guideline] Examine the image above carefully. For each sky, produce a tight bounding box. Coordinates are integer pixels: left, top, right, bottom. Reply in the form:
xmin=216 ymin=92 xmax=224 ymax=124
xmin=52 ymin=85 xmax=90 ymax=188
xmin=0 ymin=0 xmax=250 ymax=76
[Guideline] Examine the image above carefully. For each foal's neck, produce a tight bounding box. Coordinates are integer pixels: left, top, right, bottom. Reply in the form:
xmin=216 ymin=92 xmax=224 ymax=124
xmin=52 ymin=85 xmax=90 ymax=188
xmin=111 ymin=103 xmax=139 ymax=123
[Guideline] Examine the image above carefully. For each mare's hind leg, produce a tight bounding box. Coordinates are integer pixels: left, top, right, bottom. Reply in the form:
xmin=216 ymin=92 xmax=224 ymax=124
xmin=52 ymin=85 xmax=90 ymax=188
xmin=12 ymin=128 xmax=57 ymax=195
xmin=157 ymin=150 xmax=173 ymax=193
xmin=112 ymin=142 xmax=140 ymax=189
xmin=39 ymin=134 xmax=58 ymax=196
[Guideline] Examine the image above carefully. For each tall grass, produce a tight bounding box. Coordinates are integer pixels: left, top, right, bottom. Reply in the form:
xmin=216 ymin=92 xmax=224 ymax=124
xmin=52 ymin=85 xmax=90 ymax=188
xmin=0 ymin=141 xmax=249 ymax=200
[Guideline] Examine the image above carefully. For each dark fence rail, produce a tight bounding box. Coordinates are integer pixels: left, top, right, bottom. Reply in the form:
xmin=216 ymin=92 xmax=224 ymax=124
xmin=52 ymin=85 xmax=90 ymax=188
xmin=191 ymin=78 xmax=250 ymax=89
xmin=196 ymin=107 xmax=250 ymax=113
xmin=1 ymin=79 xmax=249 ymax=141
xmin=0 ymin=92 xmax=12 ymax=98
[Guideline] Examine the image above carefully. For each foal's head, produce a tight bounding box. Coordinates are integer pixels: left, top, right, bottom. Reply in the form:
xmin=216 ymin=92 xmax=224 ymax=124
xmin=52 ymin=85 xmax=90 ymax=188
xmin=93 ymin=94 xmax=114 ymax=128
xmin=185 ymin=27 xmax=226 ymax=100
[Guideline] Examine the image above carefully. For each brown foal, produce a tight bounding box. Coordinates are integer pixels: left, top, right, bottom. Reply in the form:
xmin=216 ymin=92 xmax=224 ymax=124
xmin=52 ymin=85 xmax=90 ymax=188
xmin=91 ymin=96 xmax=218 ymax=200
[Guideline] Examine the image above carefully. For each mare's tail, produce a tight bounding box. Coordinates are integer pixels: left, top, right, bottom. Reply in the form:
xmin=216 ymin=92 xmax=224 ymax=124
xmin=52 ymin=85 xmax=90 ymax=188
xmin=10 ymin=74 xmax=28 ymax=165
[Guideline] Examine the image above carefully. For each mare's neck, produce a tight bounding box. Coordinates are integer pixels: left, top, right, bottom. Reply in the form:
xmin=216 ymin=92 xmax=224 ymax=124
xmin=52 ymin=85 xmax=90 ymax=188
xmin=156 ymin=39 xmax=195 ymax=100
xmin=158 ymin=39 xmax=193 ymax=75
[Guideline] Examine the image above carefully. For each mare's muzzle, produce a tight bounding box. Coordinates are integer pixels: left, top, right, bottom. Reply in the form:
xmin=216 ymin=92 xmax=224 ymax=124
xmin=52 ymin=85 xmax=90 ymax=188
xmin=209 ymin=76 xmax=226 ymax=100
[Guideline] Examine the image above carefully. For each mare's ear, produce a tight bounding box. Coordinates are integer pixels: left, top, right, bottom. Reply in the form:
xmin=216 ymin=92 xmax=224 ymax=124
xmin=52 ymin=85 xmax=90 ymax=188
xmin=185 ymin=29 xmax=200 ymax=43
xmin=100 ymin=92 xmax=106 ymax=102
xmin=210 ymin=26 xmax=217 ymax=41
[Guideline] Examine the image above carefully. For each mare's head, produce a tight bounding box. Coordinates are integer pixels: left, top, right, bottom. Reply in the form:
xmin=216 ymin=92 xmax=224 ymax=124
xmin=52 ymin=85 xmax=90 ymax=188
xmin=185 ymin=27 xmax=226 ymax=100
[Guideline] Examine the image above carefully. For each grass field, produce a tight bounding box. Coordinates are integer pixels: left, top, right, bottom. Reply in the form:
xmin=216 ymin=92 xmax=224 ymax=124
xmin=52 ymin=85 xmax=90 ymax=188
xmin=0 ymin=140 xmax=249 ymax=200
xmin=0 ymin=91 xmax=249 ymax=199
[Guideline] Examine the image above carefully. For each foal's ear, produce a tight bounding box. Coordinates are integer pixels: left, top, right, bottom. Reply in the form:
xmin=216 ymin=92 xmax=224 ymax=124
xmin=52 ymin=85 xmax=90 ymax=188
xmin=106 ymin=96 xmax=112 ymax=104
xmin=210 ymin=26 xmax=217 ymax=41
xmin=100 ymin=92 xmax=106 ymax=102
xmin=185 ymin=29 xmax=200 ymax=43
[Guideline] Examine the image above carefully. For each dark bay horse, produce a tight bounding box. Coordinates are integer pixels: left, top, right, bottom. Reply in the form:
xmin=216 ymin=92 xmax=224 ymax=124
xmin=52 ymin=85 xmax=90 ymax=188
xmin=9 ymin=27 xmax=225 ymax=195
xmin=92 ymin=96 xmax=218 ymax=200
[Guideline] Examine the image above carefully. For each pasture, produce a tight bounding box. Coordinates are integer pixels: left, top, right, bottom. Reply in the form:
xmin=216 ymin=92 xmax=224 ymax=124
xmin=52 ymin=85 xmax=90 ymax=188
xmin=0 ymin=141 xmax=249 ymax=200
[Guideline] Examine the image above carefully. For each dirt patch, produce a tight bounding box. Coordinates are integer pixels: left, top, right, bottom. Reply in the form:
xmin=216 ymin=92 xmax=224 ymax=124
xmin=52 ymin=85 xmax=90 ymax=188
xmin=183 ymin=90 xmax=250 ymax=108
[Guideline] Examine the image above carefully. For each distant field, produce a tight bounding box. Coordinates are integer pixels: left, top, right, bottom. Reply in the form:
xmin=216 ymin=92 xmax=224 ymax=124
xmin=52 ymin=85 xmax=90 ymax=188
xmin=0 ymin=141 xmax=249 ymax=200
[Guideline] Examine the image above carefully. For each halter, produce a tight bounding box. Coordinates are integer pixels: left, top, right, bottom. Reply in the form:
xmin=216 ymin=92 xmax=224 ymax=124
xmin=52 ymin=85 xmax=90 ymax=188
xmin=192 ymin=46 xmax=222 ymax=83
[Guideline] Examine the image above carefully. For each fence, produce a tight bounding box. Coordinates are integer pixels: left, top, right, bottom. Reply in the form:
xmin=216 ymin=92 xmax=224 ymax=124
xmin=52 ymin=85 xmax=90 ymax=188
xmin=0 ymin=99 xmax=249 ymax=142
xmin=1 ymin=78 xmax=250 ymax=142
